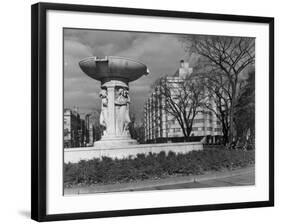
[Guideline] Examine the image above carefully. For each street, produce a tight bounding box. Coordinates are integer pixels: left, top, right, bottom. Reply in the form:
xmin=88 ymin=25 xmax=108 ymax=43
xmin=133 ymin=168 xmax=255 ymax=191
xmin=64 ymin=166 xmax=255 ymax=195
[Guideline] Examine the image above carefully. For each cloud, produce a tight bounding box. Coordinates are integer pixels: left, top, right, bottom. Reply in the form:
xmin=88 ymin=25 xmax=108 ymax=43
xmin=64 ymin=29 xmax=189 ymax=121
xmin=64 ymin=39 xmax=92 ymax=57
xmin=64 ymin=29 xmax=141 ymax=56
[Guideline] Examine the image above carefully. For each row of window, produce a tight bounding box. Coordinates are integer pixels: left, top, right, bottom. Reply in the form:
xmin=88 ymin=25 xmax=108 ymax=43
xmin=146 ymin=120 xmax=222 ymax=129
xmin=192 ymin=127 xmax=222 ymax=132
xmin=150 ymin=127 xmax=223 ymax=133
xmin=166 ymin=118 xmax=221 ymax=125
xmin=146 ymin=127 xmax=223 ymax=137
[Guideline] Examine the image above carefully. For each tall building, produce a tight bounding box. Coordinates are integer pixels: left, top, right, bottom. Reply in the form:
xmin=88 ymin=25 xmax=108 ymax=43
xmin=144 ymin=60 xmax=223 ymax=143
xmin=85 ymin=111 xmax=102 ymax=146
xmin=64 ymin=107 xmax=86 ymax=148
xmin=85 ymin=114 xmax=94 ymax=146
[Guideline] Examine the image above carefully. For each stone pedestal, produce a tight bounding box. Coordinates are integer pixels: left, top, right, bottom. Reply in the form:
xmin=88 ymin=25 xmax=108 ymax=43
xmin=93 ymin=136 xmax=138 ymax=149
xmin=95 ymin=80 xmax=137 ymax=148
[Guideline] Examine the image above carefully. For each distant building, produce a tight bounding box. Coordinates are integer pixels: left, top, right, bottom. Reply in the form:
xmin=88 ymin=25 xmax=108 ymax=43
xmin=85 ymin=114 xmax=94 ymax=146
xmin=85 ymin=110 xmax=102 ymax=146
xmin=64 ymin=107 xmax=86 ymax=148
xmin=85 ymin=112 xmax=98 ymax=146
xmin=144 ymin=60 xmax=223 ymax=144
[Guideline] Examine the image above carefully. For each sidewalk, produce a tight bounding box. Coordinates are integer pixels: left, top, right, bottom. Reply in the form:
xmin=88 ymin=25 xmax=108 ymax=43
xmin=64 ymin=165 xmax=255 ymax=195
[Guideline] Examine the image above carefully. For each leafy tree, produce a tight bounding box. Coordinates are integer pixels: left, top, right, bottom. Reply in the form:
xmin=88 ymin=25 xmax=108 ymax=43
xmin=234 ymin=70 xmax=255 ymax=148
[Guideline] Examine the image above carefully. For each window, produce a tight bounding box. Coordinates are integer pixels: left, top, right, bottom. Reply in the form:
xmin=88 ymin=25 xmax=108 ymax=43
xmin=194 ymin=119 xmax=204 ymax=123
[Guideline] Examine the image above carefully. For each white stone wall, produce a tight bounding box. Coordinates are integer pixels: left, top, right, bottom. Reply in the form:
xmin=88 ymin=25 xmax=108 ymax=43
xmin=64 ymin=142 xmax=203 ymax=163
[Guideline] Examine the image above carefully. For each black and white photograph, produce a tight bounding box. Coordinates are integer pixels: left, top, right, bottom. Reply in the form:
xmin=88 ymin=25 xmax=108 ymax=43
xmin=63 ymin=28 xmax=256 ymax=195
xmin=29 ymin=2 xmax=275 ymax=222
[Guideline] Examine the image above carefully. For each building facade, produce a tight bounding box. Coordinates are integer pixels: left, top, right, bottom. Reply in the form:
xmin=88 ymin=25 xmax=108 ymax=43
xmin=64 ymin=108 xmax=103 ymax=148
xmin=85 ymin=113 xmax=94 ymax=146
xmin=144 ymin=61 xmax=223 ymax=144
xmin=85 ymin=111 xmax=102 ymax=146
xmin=64 ymin=108 xmax=88 ymax=148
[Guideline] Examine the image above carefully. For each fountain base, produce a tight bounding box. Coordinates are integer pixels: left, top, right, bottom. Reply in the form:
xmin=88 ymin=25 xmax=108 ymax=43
xmin=94 ymin=136 xmax=138 ymax=149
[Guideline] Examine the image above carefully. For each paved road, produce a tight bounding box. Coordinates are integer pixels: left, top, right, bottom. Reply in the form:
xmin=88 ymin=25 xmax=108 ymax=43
xmin=64 ymin=166 xmax=255 ymax=195
xmin=132 ymin=170 xmax=255 ymax=191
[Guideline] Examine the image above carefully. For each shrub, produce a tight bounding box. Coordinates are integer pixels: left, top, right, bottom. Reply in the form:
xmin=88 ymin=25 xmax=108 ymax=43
xmin=64 ymin=149 xmax=255 ymax=187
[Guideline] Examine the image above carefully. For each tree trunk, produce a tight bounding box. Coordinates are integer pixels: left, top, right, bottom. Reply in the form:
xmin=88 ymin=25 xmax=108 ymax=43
xmin=229 ymin=83 xmax=237 ymax=146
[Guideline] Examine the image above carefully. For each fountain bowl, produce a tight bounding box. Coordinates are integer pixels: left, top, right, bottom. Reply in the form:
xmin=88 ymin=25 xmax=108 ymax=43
xmin=79 ymin=56 xmax=149 ymax=84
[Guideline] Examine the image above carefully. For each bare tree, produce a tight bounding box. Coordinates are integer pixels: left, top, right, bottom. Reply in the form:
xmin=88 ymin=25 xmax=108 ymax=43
xmin=200 ymin=70 xmax=231 ymax=144
xmin=181 ymin=35 xmax=255 ymax=144
xmin=155 ymin=75 xmax=205 ymax=140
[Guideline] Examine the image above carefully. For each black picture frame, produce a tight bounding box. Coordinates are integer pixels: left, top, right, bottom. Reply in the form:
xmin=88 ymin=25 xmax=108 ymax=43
xmin=31 ymin=2 xmax=274 ymax=222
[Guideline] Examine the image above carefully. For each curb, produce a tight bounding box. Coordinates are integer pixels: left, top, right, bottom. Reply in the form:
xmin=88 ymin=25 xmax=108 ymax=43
xmin=64 ymin=166 xmax=255 ymax=195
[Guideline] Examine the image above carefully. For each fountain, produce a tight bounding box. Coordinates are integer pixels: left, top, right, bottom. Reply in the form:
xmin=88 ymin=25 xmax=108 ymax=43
xmin=64 ymin=56 xmax=203 ymax=162
xmin=79 ymin=56 xmax=149 ymax=148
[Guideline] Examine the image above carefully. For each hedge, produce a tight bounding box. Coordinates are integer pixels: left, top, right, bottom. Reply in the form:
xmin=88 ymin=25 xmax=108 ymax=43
xmin=64 ymin=149 xmax=254 ymax=187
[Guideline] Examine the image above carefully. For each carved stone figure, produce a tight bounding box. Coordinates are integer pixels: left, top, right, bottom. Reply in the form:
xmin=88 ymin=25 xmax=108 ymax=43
xmin=115 ymin=88 xmax=131 ymax=136
xmin=79 ymin=56 xmax=149 ymax=147
xmin=99 ymin=89 xmax=108 ymax=135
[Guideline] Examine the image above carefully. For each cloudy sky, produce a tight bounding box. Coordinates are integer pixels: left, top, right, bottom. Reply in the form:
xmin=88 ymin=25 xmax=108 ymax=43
xmin=64 ymin=28 xmax=191 ymax=123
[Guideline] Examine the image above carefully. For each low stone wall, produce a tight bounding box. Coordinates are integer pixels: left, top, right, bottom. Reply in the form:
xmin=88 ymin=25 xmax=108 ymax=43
xmin=203 ymin=144 xmax=225 ymax=150
xmin=64 ymin=142 xmax=203 ymax=163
